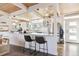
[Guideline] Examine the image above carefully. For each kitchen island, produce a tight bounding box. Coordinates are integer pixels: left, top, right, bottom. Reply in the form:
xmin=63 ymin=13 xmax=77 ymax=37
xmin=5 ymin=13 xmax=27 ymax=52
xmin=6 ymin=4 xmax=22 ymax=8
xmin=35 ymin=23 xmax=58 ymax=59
xmin=0 ymin=32 xmax=58 ymax=55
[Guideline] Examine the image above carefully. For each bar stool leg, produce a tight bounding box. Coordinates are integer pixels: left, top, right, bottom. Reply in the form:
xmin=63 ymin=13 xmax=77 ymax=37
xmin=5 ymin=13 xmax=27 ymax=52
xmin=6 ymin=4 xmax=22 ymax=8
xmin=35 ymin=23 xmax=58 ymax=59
xmin=33 ymin=42 xmax=37 ymax=56
xmin=46 ymin=42 xmax=48 ymax=55
xmin=28 ymin=42 xmax=31 ymax=54
xmin=35 ymin=42 xmax=36 ymax=51
xmin=30 ymin=42 xmax=35 ymax=55
xmin=39 ymin=44 xmax=40 ymax=55
xmin=23 ymin=42 xmax=26 ymax=53
xmin=43 ymin=44 xmax=45 ymax=55
xmin=28 ymin=42 xmax=30 ymax=52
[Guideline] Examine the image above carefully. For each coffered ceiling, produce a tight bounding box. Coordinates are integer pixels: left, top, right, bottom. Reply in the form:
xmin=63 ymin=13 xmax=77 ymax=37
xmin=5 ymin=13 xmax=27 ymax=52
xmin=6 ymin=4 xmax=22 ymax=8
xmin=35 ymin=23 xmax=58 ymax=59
xmin=0 ymin=3 xmax=79 ymax=18
xmin=0 ymin=3 xmax=38 ymax=19
xmin=0 ymin=3 xmax=21 ymax=13
xmin=0 ymin=3 xmax=37 ymax=14
xmin=23 ymin=3 xmax=37 ymax=8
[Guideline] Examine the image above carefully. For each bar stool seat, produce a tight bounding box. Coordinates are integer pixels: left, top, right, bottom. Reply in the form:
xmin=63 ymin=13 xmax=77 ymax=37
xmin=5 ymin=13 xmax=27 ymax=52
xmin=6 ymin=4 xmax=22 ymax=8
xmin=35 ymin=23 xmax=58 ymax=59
xmin=36 ymin=39 xmax=47 ymax=44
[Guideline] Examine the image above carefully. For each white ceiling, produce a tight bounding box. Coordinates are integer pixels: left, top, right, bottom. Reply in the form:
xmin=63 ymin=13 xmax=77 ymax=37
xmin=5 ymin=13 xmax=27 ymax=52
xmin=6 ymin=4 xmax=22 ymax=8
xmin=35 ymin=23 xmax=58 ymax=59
xmin=59 ymin=3 xmax=79 ymax=15
xmin=0 ymin=3 xmax=79 ymax=21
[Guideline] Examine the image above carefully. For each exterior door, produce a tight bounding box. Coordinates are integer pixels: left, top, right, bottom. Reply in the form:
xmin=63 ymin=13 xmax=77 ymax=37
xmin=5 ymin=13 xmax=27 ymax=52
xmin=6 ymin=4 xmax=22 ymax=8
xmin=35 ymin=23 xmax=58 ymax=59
xmin=65 ymin=18 xmax=79 ymax=43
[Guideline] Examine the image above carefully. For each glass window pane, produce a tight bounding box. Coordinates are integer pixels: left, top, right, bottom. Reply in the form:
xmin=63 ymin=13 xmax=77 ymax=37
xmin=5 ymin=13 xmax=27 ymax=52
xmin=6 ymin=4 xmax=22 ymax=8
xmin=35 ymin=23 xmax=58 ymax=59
xmin=69 ymin=22 xmax=77 ymax=26
xmin=69 ymin=35 xmax=77 ymax=40
xmin=69 ymin=28 xmax=77 ymax=33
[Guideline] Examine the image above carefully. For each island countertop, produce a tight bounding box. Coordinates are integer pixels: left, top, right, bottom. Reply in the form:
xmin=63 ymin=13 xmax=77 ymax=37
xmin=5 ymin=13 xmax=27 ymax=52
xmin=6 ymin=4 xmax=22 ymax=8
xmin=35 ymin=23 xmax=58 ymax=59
xmin=24 ymin=32 xmax=54 ymax=36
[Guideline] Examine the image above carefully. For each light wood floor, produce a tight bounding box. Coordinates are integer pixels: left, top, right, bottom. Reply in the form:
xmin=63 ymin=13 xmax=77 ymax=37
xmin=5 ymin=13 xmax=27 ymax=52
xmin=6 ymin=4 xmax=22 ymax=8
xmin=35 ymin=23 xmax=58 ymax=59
xmin=2 ymin=45 xmax=54 ymax=56
xmin=1 ymin=44 xmax=64 ymax=56
xmin=57 ymin=43 xmax=64 ymax=56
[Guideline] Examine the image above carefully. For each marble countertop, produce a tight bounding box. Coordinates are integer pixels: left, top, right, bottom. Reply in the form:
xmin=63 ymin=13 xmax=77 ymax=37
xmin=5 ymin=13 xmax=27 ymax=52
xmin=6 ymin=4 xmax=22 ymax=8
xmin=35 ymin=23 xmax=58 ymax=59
xmin=24 ymin=33 xmax=54 ymax=36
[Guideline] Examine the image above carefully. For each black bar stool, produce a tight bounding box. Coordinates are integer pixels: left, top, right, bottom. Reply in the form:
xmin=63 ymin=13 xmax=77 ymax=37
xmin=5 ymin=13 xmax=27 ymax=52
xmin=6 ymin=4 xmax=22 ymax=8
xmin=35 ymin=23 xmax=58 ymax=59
xmin=35 ymin=36 xmax=48 ymax=55
xmin=24 ymin=35 xmax=36 ymax=55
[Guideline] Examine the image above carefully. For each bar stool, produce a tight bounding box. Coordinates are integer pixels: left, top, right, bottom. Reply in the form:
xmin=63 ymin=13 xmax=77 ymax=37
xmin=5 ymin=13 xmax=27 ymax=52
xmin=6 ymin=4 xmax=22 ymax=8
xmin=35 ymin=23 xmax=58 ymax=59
xmin=24 ymin=35 xmax=36 ymax=55
xmin=35 ymin=36 xmax=48 ymax=55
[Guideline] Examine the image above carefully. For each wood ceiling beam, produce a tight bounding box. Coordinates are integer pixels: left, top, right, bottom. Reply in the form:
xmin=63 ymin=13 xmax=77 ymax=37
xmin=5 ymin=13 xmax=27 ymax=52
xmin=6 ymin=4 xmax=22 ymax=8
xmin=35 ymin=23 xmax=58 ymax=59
xmin=12 ymin=3 xmax=27 ymax=10
xmin=23 ymin=3 xmax=38 ymax=8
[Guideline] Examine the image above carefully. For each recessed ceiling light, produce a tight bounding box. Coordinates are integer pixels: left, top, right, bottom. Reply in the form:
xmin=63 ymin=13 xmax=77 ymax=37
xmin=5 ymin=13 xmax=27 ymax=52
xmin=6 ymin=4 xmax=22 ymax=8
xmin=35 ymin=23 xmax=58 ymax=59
xmin=12 ymin=23 xmax=16 ymax=25
xmin=37 ymin=8 xmax=39 ymax=10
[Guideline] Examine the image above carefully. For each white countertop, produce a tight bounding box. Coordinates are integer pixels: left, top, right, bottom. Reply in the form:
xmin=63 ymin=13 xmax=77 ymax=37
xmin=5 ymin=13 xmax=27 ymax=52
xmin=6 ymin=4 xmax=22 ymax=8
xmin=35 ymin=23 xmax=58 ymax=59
xmin=24 ymin=33 xmax=54 ymax=36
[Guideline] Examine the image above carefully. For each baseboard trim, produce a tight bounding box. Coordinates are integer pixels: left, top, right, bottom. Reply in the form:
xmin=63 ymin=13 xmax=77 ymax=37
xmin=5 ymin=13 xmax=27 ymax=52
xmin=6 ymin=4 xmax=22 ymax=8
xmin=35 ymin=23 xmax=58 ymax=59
xmin=66 ymin=42 xmax=79 ymax=44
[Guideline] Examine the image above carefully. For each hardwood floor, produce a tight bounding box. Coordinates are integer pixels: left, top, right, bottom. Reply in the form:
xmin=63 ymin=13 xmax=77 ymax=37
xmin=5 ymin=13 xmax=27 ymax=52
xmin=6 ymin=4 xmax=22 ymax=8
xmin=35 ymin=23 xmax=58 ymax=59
xmin=2 ymin=45 xmax=54 ymax=56
xmin=3 ymin=45 xmax=30 ymax=56
xmin=57 ymin=43 xmax=64 ymax=56
xmin=3 ymin=43 xmax=79 ymax=56
xmin=64 ymin=42 xmax=79 ymax=56
xmin=1 ymin=44 xmax=64 ymax=56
